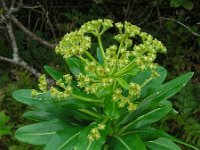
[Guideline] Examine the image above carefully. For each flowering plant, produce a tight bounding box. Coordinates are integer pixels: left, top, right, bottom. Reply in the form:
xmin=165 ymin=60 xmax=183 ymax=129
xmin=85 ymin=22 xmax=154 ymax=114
xmin=13 ymin=19 xmax=198 ymax=150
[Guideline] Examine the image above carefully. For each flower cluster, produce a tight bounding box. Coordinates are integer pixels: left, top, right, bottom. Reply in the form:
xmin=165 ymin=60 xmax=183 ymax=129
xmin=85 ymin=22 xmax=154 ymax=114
xmin=80 ymin=19 xmax=113 ymax=36
xmin=32 ymin=73 xmax=74 ymax=99
xmin=55 ymin=31 xmax=91 ymax=59
xmin=132 ymin=32 xmax=167 ymax=71
xmin=31 ymin=75 xmax=47 ymax=96
xmin=88 ymin=124 xmax=106 ymax=142
xmin=50 ymin=74 xmax=73 ymax=99
xmin=112 ymin=83 xmax=140 ymax=112
xmin=76 ymin=71 xmax=113 ymax=94
xmin=30 ymin=19 xmax=169 ymax=143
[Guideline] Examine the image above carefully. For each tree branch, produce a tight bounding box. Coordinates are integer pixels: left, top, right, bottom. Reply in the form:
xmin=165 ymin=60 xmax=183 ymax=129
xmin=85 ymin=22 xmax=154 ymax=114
xmin=0 ymin=56 xmax=41 ymax=77
xmin=10 ymin=15 xmax=56 ymax=49
xmin=0 ymin=0 xmax=42 ymax=78
xmin=160 ymin=17 xmax=200 ymax=37
xmin=6 ymin=20 xmax=19 ymax=61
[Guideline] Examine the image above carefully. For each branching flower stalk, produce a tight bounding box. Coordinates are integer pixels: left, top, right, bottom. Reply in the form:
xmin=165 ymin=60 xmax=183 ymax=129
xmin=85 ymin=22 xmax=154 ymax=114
xmin=31 ymin=19 xmax=167 ymax=141
xmin=14 ymin=19 xmax=197 ymax=150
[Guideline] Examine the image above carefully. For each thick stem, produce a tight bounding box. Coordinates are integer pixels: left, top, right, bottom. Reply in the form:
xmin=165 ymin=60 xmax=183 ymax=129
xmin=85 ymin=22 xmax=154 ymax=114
xmin=71 ymin=93 xmax=103 ymax=103
xmin=84 ymin=51 xmax=98 ymax=63
xmin=78 ymin=109 xmax=103 ymax=119
xmin=114 ymin=60 xmax=137 ymax=77
xmin=111 ymin=41 xmax=123 ymax=75
xmin=97 ymin=35 xmax=106 ymax=66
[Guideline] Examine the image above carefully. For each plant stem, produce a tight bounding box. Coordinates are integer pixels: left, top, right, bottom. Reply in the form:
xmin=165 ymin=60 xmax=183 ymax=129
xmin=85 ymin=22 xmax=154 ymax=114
xmin=114 ymin=60 xmax=137 ymax=77
xmin=78 ymin=109 xmax=103 ymax=119
xmin=78 ymin=56 xmax=87 ymax=63
xmin=141 ymin=76 xmax=154 ymax=88
xmin=84 ymin=51 xmax=98 ymax=63
xmin=111 ymin=41 xmax=123 ymax=75
xmin=97 ymin=35 xmax=106 ymax=66
xmin=71 ymin=93 xmax=103 ymax=103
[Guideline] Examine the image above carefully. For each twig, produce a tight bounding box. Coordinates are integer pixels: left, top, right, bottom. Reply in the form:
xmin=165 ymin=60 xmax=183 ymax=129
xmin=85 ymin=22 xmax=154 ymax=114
xmin=6 ymin=20 xmax=19 ymax=61
xmin=38 ymin=2 xmax=57 ymax=43
xmin=160 ymin=17 xmax=200 ymax=37
xmin=0 ymin=56 xmax=41 ymax=77
xmin=10 ymin=15 xmax=56 ymax=48
xmin=0 ymin=0 xmax=42 ymax=78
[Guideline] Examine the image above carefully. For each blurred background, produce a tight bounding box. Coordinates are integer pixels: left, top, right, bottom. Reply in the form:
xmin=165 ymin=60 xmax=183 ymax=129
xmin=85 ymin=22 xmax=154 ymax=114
xmin=0 ymin=0 xmax=200 ymax=149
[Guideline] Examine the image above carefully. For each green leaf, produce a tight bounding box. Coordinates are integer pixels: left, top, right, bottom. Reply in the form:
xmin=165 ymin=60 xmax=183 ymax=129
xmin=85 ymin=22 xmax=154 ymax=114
xmin=122 ymin=72 xmax=193 ymax=124
xmin=95 ymin=86 xmax=112 ymax=99
xmin=170 ymin=0 xmax=183 ymax=8
xmin=120 ymin=126 xmax=199 ymax=149
xmin=60 ymin=96 xmax=102 ymax=109
xmin=121 ymin=127 xmax=172 ymax=141
xmin=145 ymin=138 xmax=181 ymax=150
xmin=143 ymin=66 xmax=167 ymax=96
xmin=117 ymin=78 xmax=129 ymax=90
xmin=15 ymin=119 xmax=70 ymax=145
xmin=0 ymin=112 xmax=11 ymax=137
xmin=44 ymin=127 xmax=84 ymax=150
xmin=124 ymin=66 xmax=167 ymax=97
xmin=111 ymin=134 xmax=146 ymax=150
xmin=72 ymin=90 xmax=102 ymax=103
xmin=170 ymin=0 xmax=193 ymax=10
xmin=13 ymin=89 xmax=95 ymax=122
xmin=23 ymin=110 xmax=58 ymax=122
xmin=182 ymin=0 xmax=193 ymax=10
xmin=97 ymin=47 xmax=103 ymax=65
xmin=125 ymin=66 xmax=166 ymax=85
xmin=75 ymin=122 xmax=110 ymax=150
xmin=104 ymin=95 xmax=120 ymax=120
xmin=66 ymin=57 xmax=85 ymax=76
xmin=120 ymin=104 xmax=171 ymax=132
xmin=0 ymin=112 xmax=9 ymax=126
xmin=44 ymin=65 xmax=63 ymax=81
xmin=13 ymin=89 xmax=50 ymax=108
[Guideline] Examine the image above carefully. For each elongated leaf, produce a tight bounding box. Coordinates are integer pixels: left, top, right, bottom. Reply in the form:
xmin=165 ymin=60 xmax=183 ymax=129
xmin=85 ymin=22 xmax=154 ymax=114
xmin=44 ymin=65 xmax=63 ymax=81
xmin=121 ymin=103 xmax=171 ymax=132
xmin=15 ymin=119 xmax=69 ymax=145
xmin=66 ymin=57 xmax=85 ymax=76
xmin=13 ymin=89 xmax=95 ymax=122
xmin=121 ymin=72 xmax=193 ymax=124
xmin=111 ymin=134 xmax=146 ymax=150
xmin=117 ymin=78 xmax=129 ymax=90
xmin=45 ymin=127 xmax=84 ymax=150
xmin=122 ymin=127 xmax=199 ymax=150
xmin=121 ymin=127 xmax=173 ymax=141
xmin=95 ymin=86 xmax=112 ymax=99
xmin=142 ymin=66 xmax=168 ymax=97
xmin=123 ymin=66 xmax=167 ymax=97
xmin=13 ymin=89 xmax=50 ymax=108
xmin=97 ymin=47 xmax=103 ymax=65
xmin=23 ymin=110 xmax=58 ymax=122
xmin=104 ymin=95 xmax=120 ymax=120
xmin=60 ymin=97 xmax=102 ymax=109
xmin=0 ymin=112 xmax=11 ymax=137
xmin=145 ymin=138 xmax=181 ymax=150
xmin=125 ymin=66 xmax=167 ymax=85
xmin=72 ymin=90 xmax=102 ymax=103
xmin=75 ymin=122 xmax=110 ymax=150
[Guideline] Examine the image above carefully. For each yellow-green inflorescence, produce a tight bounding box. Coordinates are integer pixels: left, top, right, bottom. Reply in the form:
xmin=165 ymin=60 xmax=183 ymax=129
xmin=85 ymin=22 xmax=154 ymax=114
xmin=32 ymin=19 xmax=167 ymax=141
xmin=88 ymin=123 xmax=106 ymax=142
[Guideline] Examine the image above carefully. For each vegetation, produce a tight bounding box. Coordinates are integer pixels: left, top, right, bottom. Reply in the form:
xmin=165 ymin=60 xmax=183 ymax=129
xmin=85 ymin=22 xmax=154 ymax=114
xmin=12 ymin=19 xmax=197 ymax=149
xmin=0 ymin=0 xmax=199 ymax=149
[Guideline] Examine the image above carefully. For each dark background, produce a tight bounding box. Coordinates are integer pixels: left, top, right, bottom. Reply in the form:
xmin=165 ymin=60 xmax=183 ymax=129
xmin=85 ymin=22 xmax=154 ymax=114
xmin=0 ymin=0 xmax=200 ymax=149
